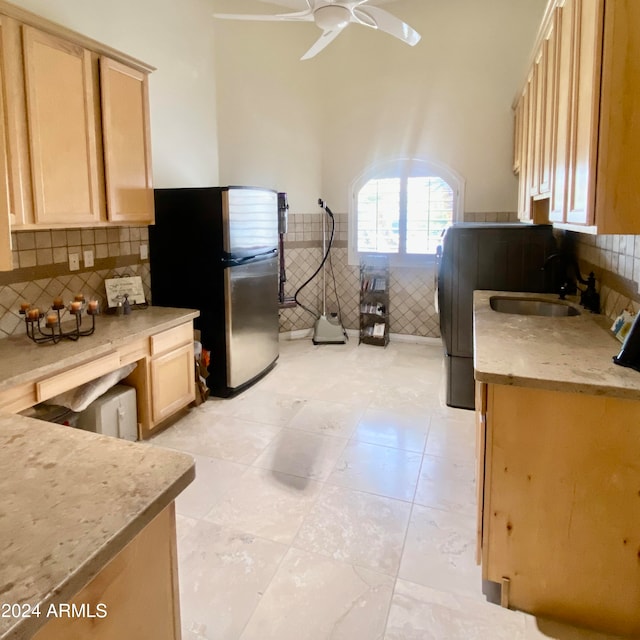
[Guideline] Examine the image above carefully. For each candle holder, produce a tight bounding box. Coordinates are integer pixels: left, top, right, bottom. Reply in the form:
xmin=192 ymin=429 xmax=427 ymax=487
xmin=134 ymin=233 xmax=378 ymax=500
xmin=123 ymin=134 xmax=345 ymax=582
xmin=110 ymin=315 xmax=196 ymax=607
xmin=19 ymin=299 xmax=99 ymax=344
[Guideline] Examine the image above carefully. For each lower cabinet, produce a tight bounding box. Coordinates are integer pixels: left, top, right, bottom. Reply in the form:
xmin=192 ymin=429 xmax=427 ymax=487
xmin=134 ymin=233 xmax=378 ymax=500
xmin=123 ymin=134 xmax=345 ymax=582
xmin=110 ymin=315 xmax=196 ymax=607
xmin=0 ymin=318 xmax=197 ymax=440
xmin=475 ymin=382 xmax=640 ymax=636
xmin=150 ymin=343 xmax=195 ymax=425
xmin=33 ymin=504 xmax=181 ymax=640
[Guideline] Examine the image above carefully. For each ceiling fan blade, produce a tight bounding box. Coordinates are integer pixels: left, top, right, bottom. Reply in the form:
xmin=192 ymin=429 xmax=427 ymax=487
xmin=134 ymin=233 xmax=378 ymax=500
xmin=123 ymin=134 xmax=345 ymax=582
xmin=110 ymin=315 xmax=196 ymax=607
xmin=213 ymin=10 xmax=313 ymax=22
xmin=300 ymin=27 xmax=345 ymax=60
xmin=352 ymin=6 xmax=421 ymax=46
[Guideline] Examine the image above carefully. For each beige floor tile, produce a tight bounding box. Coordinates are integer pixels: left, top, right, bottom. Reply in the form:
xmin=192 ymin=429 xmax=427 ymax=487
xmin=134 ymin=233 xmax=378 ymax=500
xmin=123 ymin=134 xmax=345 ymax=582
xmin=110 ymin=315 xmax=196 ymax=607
xmin=286 ymin=398 xmax=363 ymax=438
xmin=327 ymin=440 xmax=422 ymax=501
xmin=252 ymin=427 xmax=348 ymax=480
xmin=163 ymin=340 xmax=616 ymax=640
xmin=399 ymin=504 xmax=482 ymax=600
xmin=226 ymin=389 xmax=307 ymax=426
xmin=414 ymin=454 xmax=476 ymax=516
xmin=204 ymin=466 xmax=323 ymax=544
xmin=151 ymin=414 xmax=281 ymax=464
xmin=294 ymin=484 xmax=412 ymax=575
xmin=175 ymin=453 xmax=248 ymax=519
xmin=176 ymin=517 xmax=288 ymax=640
xmin=424 ymin=414 xmax=476 ymax=463
xmin=367 ymin=381 xmax=440 ymax=412
xmin=239 ymin=548 xmax=394 ymax=640
xmin=310 ymin=375 xmax=380 ymax=408
xmin=384 ymin=579 xmax=527 ymax=640
xmin=351 ymin=406 xmax=431 ymax=452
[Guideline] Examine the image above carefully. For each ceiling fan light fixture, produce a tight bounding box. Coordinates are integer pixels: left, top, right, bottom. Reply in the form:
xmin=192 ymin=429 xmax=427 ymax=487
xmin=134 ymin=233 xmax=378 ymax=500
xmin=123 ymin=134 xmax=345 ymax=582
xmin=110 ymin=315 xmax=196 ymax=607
xmin=313 ymin=5 xmax=351 ymax=31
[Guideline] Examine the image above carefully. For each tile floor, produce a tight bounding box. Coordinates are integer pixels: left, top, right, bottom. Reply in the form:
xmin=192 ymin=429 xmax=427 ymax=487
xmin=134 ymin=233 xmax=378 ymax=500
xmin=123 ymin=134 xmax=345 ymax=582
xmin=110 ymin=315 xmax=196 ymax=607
xmin=150 ymin=338 xmax=624 ymax=640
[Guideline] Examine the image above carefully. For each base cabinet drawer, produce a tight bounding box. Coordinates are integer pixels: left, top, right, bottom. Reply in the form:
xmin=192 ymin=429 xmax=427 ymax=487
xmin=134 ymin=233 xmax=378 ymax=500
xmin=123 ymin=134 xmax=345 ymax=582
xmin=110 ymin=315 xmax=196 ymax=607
xmin=150 ymin=342 xmax=194 ymax=424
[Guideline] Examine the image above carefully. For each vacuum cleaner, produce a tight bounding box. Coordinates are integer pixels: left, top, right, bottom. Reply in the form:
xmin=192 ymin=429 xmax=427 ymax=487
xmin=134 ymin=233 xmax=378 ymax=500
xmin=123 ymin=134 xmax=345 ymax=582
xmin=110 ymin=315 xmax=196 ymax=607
xmin=294 ymin=199 xmax=347 ymax=345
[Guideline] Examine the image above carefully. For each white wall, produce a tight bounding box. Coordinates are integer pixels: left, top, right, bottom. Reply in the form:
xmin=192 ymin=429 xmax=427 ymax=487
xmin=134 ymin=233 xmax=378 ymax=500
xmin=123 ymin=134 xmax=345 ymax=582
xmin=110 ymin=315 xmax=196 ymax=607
xmin=213 ymin=0 xmax=547 ymax=214
xmin=212 ymin=1 xmax=325 ymax=213
xmin=12 ymin=0 xmax=220 ymax=188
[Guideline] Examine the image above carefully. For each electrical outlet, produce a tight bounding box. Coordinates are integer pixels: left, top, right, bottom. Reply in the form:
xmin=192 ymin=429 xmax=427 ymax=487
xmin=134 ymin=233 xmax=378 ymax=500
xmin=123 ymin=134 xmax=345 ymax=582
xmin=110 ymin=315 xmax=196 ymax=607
xmin=83 ymin=249 xmax=94 ymax=268
xmin=140 ymin=243 xmax=148 ymax=260
xmin=68 ymin=253 xmax=80 ymax=271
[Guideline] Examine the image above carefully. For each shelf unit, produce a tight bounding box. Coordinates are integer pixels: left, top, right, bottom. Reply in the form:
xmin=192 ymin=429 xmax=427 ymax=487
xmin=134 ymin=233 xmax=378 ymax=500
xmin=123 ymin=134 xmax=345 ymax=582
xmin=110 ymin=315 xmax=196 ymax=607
xmin=359 ymin=255 xmax=389 ymax=347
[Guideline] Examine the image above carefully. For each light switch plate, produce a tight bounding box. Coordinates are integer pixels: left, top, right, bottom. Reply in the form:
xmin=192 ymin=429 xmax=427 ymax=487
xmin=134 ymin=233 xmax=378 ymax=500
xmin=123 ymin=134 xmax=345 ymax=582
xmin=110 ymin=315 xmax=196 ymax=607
xmin=68 ymin=253 xmax=80 ymax=271
xmin=140 ymin=244 xmax=148 ymax=260
xmin=83 ymin=249 xmax=94 ymax=268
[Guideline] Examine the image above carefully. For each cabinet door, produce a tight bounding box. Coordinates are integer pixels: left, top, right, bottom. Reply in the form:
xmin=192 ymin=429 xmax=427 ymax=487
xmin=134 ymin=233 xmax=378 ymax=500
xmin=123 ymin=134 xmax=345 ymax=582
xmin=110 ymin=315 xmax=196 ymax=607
xmin=550 ymin=0 xmax=574 ymax=222
xmin=0 ymin=24 xmax=12 ymax=270
xmin=22 ymin=26 xmax=103 ymax=225
xmin=529 ymin=51 xmax=542 ymax=198
xmin=565 ymin=0 xmax=604 ymax=226
xmin=474 ymin=382 xmax=487 ymax=567
xmin=512 ymin=100 xmax=522 ymax=175
xmin=538 ymin=12 xmax=558 ymax=196
xmin=593 ymin=0 xmax=640 ymax=234
xmin=100 ymin=57 xmax=154 ymax=224
xmin=150 ymin=343 xmax=194 ymax=424
xmin=517 ymin=82 xmax=531 ymax=221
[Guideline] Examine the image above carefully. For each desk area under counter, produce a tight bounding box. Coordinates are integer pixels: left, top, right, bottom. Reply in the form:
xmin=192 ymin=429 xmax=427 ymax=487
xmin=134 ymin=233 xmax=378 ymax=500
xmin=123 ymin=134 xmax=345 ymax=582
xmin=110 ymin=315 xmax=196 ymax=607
xmin=473 ymin=290 xmax=640 ymax=637
xmin=0 ymin=306 xmax=200 ymax=439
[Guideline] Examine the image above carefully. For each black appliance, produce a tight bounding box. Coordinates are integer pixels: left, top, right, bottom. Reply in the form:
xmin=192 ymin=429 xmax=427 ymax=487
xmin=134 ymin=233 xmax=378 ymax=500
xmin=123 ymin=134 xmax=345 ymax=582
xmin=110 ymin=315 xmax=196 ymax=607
xmin=613 ymin=312 xmax=640 ymax=371
xmin=437 ymin=223 xmax=557 ymax=409
xmin=150 ymin=186 xmax=280 ymax=397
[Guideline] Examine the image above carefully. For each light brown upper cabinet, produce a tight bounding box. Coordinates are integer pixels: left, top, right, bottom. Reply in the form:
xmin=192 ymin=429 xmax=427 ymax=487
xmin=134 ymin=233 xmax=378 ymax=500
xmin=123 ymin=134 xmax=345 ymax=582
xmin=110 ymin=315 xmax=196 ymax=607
xmin=549 ymin=0 xmax=574 ymax=223
xmin=100 ymin=58 xmax=153 ymax=224
xmin=512 ymin=96 xmax=523 ymax=175
xmin=0 ymin=22 xmax=13 ymax=270
xmin=517 ymin=0 xmax=640 ymax=234
xmin=536 ymin=12 xmax=557 ymax=197
xmin=563 ymin=0 xmax=602 ymax=227
xmin=516 ymin=80 xmax=532 ymax=222
xmin=0 ymin=2 xmax=154 ymax=245
xmin=22 ymin=26 xmax=104 ymax=226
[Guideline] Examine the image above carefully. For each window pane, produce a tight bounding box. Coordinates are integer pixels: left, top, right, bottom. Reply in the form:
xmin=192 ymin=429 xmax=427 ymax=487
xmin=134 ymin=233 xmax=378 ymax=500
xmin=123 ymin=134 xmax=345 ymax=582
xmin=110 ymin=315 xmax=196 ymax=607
xmin=357 ymin=178 xmax=400 ymax=254
xmin=406 ymin=177 xmax=453 ymax=254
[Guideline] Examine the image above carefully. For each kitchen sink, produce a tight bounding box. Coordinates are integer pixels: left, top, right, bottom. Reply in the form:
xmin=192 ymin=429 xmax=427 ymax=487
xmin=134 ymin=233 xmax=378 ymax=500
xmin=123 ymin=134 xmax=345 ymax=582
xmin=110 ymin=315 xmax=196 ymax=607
xmin=489 ymin=296 xmax=581 ymax=317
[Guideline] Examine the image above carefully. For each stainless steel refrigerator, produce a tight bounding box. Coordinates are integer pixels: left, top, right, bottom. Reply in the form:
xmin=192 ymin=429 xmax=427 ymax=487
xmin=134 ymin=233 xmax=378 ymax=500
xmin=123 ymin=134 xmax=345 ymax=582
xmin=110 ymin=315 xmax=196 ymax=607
xmin=150 ymin=186 xmax=280 ymax=397
xmin=436 ymin=223 xmax=557 ymax=410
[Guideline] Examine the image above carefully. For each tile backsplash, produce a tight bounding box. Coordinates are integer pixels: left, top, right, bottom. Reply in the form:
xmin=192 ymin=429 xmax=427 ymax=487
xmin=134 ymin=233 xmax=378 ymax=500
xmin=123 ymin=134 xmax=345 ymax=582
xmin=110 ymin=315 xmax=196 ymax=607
xmin=11 ymin=226 xmax=149 ymax=270
xmin=12 ymin=215 xmax=618 ymax=344
xmin=0 ymin=226 xmax=150 ymax=339
xmin=279 ymin=211 xmax=511 ymax=338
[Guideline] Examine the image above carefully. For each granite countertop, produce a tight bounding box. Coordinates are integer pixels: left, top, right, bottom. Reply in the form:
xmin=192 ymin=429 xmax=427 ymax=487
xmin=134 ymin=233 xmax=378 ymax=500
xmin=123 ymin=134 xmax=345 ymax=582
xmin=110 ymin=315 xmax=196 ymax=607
xmin=0 ymin=413 xmax=194 ymax=640
xmin=0 ymin=306 xmax=199 ymax=392
xmin=473 ymin=290 xmax=640 ymax=399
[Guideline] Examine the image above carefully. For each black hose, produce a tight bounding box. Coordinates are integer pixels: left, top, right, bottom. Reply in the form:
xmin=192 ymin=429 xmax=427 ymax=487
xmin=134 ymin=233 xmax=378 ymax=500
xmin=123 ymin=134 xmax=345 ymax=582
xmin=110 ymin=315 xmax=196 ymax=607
xmin=294 ymin=199 xmax=335 ymax=319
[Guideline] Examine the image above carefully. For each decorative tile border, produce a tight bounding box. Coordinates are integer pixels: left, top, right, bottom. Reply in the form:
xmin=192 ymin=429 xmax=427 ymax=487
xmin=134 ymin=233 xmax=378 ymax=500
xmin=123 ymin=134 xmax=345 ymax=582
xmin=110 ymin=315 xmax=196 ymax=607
xmin=0 ymin=226 xmax=150 ymax=339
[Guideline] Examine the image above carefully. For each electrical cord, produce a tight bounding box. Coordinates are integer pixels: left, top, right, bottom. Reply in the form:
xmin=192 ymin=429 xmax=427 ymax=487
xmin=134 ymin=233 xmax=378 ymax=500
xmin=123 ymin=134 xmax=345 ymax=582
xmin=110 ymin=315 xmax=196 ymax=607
xmin=293 ymin=198 xmax=336 ymax=319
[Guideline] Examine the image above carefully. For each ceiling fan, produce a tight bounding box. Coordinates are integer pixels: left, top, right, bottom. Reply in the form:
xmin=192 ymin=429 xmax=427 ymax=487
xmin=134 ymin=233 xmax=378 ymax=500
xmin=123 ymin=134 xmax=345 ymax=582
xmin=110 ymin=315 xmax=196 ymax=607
xmin=213 ymin=0 xmax=421 ymax=60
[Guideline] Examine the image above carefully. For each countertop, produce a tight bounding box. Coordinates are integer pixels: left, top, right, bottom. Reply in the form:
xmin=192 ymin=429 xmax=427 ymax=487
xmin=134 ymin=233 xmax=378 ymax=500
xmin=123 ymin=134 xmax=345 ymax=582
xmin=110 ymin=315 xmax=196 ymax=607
xmin=0 ymin=306 xmax=200 ymax=392
xmin=0 ymin=305 xmax=199 ymax=639
xmin=473 ymin=290 xmax=640 ymax=399
xmin=0 ymin=413 xmax=194 ymax=640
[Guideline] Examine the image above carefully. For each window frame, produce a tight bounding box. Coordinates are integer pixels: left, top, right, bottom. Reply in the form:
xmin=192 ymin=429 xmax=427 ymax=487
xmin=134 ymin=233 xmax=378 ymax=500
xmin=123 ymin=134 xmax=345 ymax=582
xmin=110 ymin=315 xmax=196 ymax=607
xmin=348 ymin=158 xmax=465 ymax=267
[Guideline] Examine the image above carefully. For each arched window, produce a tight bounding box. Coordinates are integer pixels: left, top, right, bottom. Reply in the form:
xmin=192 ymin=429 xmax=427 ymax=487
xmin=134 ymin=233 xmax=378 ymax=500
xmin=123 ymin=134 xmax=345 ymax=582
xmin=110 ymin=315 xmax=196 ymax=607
xmin=349 ymin=158 xmax=464 ymax=266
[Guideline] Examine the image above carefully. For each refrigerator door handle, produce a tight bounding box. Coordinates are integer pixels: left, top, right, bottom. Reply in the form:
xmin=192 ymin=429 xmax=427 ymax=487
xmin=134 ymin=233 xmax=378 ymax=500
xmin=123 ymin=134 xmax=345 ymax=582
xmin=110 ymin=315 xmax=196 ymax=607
xmin=221 ymin=248 xmax=278 ymax=267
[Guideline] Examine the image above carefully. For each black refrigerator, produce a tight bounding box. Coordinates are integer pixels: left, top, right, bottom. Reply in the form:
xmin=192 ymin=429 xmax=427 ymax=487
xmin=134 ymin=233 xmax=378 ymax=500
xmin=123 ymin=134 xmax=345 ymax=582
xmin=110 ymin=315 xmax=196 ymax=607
xmin=437 ymin=223 xmax=557 ymax=409
xmin=150 ymin=187 xmax=280 ymax=397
